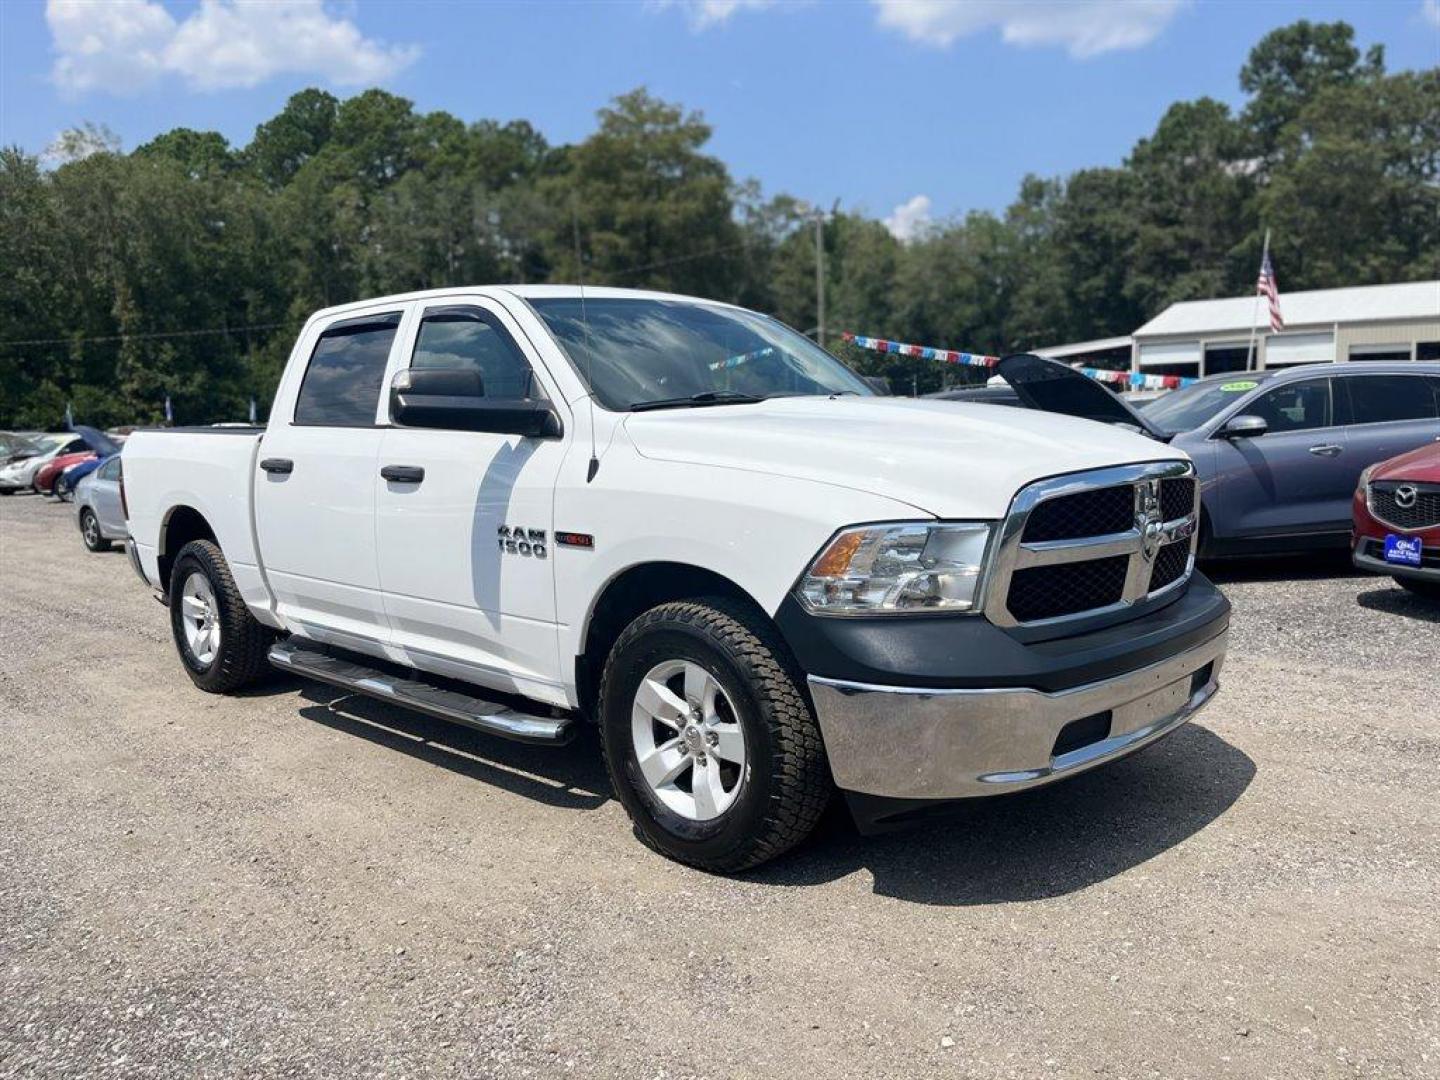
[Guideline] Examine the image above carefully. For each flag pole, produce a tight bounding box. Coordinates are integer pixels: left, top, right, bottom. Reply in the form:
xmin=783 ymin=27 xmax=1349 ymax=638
xmin=1245 ymin=228 xmax=1270 ymax=372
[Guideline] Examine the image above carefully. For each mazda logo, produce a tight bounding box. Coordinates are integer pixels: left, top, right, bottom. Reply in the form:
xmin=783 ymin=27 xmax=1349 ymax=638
xmin=1395 ymin=485 xmax=1418 ymax=509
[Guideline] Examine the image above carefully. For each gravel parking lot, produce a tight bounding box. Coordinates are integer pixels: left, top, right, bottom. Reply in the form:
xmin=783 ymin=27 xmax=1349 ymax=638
xmin=2 ymin=496 xmax=1437 ymax=1079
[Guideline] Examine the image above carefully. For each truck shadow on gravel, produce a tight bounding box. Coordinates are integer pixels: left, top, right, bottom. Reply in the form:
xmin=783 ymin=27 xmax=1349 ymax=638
xmin=751 ymin=724 xmax=1255 ymax=906
xmin=259 ymin=680 xmax=1254 ymax=903
xmin=289 ymin=684 xmax=611 ymax=812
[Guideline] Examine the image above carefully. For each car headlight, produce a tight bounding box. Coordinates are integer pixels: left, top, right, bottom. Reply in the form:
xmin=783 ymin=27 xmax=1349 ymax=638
xmin=1357 ymin=464 xmax=1377 ymax=492
xmin=796 ymin=522 xmax=993 ymax=615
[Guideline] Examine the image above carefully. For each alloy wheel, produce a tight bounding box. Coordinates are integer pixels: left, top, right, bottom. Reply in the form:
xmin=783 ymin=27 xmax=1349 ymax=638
xmin=630 ymin=658 xmax=747 ymax=822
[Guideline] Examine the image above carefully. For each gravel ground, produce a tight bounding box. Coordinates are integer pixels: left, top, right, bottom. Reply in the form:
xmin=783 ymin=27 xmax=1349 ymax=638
xmin=2 ymin=495 xmax=1437 ymax=1079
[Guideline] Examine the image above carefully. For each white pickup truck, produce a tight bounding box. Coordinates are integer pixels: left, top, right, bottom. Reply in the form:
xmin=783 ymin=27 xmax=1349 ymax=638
xmin=121 ymin=286 xmax=1230 ymax=871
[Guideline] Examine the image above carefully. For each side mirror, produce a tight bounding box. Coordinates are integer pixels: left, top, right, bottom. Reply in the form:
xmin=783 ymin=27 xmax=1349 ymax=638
xmin=1221 ymin=414 xmax=1268 ymax=439
xmin=390 ymin=369 xmax=562 ymax=438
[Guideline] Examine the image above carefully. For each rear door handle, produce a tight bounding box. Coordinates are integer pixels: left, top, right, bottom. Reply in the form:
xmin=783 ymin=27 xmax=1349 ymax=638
xmin=380 ymin=465 xmax=425 ymax=484
xmin=260 ymin=458 xmax=293 ymax=474
xmin=1307 ymin=444 xmax=1342 ymax=457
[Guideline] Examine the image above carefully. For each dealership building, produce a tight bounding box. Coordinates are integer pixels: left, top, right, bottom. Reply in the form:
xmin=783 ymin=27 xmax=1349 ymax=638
xmin=1037 ymin=280 xmax=1440 ymax=380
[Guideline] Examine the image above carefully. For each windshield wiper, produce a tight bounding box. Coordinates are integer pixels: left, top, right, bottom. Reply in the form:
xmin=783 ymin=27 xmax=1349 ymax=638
xmin=629 ymin=391 xmax=766 ymax=412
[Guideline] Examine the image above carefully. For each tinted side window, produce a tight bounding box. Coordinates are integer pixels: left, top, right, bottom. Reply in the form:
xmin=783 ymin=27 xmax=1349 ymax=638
xmin=1345 ymin=375 xmax=1440 ymax=424
xmin=294 ymin=312 xmax=401 ymax=425
xmin=411 ymin=306 xmax=538 ymax=399
xmin=1247 ymin=380 xmax=1332 ymax=433
xmin=98 ymin=457 xmax=121 ymax=480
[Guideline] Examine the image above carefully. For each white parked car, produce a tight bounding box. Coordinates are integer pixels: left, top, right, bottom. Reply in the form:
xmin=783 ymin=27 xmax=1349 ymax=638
xmin=120 ymin=287 xmax=1230 ymax=871
xmin=0 ymin=433 xmax=89 ymax=493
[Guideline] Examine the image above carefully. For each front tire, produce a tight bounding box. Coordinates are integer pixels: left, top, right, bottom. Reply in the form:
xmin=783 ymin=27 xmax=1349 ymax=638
xmin=598 ymin=598 xmax=831 ymax=873
xmin=79 ymin=508 xmax=110 ymax=552
xmin=1395 ymin=576 xmax=1440 ymax=601
xmin=169 ymin=539 xmax=274 ymax=693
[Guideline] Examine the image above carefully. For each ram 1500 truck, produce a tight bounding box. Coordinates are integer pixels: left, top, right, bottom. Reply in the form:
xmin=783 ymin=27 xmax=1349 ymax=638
xmin=121 ymin=286 xmax=1230 ymax=872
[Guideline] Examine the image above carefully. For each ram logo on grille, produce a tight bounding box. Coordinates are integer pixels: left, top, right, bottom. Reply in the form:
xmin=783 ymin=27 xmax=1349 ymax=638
xmin=1136 ymin=479 xmax=1164 ymax=564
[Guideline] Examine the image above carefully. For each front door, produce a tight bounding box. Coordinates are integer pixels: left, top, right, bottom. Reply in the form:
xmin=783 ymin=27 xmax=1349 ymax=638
xmin=1214 ymin=376 xmax=1352 ymax=539
xmin=375 ymin=301 xmax=569 ymax=705
xmin=253 ymin=308 xmax=405 ymax=651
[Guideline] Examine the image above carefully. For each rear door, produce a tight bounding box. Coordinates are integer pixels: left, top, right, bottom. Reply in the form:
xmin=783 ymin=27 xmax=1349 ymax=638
xmin=92 ymin=456 xmax=125 ymax=534
xmin=253 ymin=308 xmax=407 ymax=651
xmin=374 ymin=300 xmax=570 ymax=704
xmin=1338 ymin=372 xmax=1440 ymax=477
xmin=1212 ymin=376 xmax=1351 ymax=540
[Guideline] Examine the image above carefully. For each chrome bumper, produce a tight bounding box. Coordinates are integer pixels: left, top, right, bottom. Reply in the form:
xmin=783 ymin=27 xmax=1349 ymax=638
xmin=124 ymin=538 xmax=165 ymax=602
xmin=808 ymin=628 xmax=1227 ymax=800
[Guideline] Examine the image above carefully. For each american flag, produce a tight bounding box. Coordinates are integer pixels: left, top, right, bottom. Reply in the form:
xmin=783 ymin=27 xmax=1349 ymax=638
xmin=1257 ymin=252 xmax=1283 ymax=333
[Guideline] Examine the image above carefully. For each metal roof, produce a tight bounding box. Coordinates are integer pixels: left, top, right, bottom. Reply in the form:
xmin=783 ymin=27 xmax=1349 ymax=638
xmin=1033 ymin=335 xmax=1132 ymax=359
xmin=1134 ymin=280 xmax=1440 ymax=338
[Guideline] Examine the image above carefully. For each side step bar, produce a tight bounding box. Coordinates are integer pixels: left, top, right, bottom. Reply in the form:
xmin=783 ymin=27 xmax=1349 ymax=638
xmin=268 ymin=642 xmax=575 ymax=746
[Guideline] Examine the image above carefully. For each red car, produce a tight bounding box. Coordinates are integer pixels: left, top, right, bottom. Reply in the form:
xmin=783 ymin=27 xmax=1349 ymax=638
xmin=1352 ymin=442 xmax=1440 ymax=600
xmin=35 ymin=450 xmax=95 ymax=495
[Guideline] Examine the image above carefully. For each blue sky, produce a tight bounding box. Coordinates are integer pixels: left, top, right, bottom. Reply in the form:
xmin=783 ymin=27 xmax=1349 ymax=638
xmin=2 ymin=1 xmax=1437 ymax=234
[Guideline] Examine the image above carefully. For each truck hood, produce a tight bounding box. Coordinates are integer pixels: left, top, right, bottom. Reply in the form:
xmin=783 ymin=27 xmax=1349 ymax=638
xmin=623 ymin=395 xmax=1187 ymax=518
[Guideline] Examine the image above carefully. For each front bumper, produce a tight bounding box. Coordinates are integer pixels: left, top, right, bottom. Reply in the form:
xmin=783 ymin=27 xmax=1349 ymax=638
xmin=810 ymin=627 xmax=1225 ymax=800
xmin=1352 ymin=536 xmax=1440 ymax=584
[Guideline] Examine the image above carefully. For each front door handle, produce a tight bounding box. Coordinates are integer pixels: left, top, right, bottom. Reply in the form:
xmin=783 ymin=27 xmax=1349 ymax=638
xmin=380 ymin=465 xmax=425 ymax=484
xmin=1307 ymin=444 xmax=1343 ymax=457
xmin=260 ymin=457 xmax=294 ymax=474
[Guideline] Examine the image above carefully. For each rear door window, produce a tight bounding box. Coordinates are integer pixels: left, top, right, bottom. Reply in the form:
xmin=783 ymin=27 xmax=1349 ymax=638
xmin=294 ymin=312 xmax=402 ymax=426
xmin=1343 ymin=375 xmax=1440 ymax=425
xmin=98 ymin=457 xmax=121 ymax=481
xmin=1246 ymin=379 xmax=1332 ymax=433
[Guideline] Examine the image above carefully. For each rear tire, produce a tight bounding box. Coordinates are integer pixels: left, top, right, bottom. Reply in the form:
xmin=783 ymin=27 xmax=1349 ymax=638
xmin=79 ymin=508 xmax=110 ymax=552
xmin=598 ymin=597 xmax=832 ymax=873
xmin=1394 ymin=576 xmax=1440 ymax=601
xmin=169 ymin=539 xmax=274 ymax=693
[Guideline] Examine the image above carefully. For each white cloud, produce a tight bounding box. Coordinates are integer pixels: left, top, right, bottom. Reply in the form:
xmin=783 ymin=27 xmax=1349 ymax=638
xmin=872 ymin=0 xmax=1184 ymax=58
xmin=884 ymin=194 xmax=932 ymax=242
xmin=46 ymin=0 xmax=419 ymax=95
xmin=1423 ymin=0 xmax=1440 ymax=28
xmin=650 ymin=0 xmax=778 ymax=30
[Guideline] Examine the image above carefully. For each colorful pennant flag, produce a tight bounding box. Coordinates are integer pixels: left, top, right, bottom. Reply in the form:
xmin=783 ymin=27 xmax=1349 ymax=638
xmin=841 ymin=332 xmax=1196 ymax=390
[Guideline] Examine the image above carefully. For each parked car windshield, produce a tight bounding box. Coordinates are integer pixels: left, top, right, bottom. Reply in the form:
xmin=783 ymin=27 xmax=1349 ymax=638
xmin=1143 ymin=377 xmax=1267 ymax=434
xmin=528 ymin=297 xmax=873 ymax=410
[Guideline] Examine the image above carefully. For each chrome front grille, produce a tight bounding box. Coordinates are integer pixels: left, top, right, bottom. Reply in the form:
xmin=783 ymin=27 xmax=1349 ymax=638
xmin=984 ymin=461 xmax=1200 ymax=629
xmin=1368 ymin=482 xmax=1440 ymax=531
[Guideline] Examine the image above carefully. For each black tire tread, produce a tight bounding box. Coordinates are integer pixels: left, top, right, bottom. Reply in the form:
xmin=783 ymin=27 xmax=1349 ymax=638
xmin=171 ymin=539 xmax=274 ymax=693
xmin=598 ymin=597 xmax=831 ymax=872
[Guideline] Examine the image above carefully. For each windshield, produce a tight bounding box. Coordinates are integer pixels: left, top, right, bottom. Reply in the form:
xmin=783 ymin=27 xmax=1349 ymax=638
xmin=528 ymin=297 xmax=873 ymax=410
xmin=1 ymin=434 xmax=41 ymax=457
xmin=1143 ymin=377 xmax=1265 ymax=434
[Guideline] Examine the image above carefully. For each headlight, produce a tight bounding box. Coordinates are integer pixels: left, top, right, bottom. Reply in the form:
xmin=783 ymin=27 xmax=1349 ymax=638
xmin=796 ymin=522 xmax=993 ymax=615
xmin=1357 ymin=464 xmax=1376 ymax=491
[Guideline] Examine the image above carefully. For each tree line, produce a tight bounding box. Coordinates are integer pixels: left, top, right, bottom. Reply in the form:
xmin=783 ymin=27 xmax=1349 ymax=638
xmin=1 ymin=19 xmax=1435 ymax=428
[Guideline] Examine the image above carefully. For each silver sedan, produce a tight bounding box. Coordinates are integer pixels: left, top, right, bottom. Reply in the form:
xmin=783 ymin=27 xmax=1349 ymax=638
xmin=74 ymin=455 xmax=128 ymax=552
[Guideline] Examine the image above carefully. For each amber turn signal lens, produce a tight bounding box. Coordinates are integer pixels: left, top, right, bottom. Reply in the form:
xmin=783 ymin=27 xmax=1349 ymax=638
xmin=810 ymin=530 xmax=867 ymax=577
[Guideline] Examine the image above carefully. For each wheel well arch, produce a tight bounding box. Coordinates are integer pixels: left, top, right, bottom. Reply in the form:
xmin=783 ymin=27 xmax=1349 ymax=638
xmin=575 ymin=561 xmax=778 ymax=718
xmin=157 ymin=505 xmax=217 ymax=594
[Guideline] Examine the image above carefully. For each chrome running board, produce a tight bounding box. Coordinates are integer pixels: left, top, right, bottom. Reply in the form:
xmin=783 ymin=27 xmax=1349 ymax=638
xmin=268 ymin=642 xmax=575 ymax=746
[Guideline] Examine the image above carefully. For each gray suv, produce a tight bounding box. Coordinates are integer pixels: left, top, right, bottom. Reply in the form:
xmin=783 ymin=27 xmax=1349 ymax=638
xmin=981 ymin=357 xmax=1440 ymax=557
